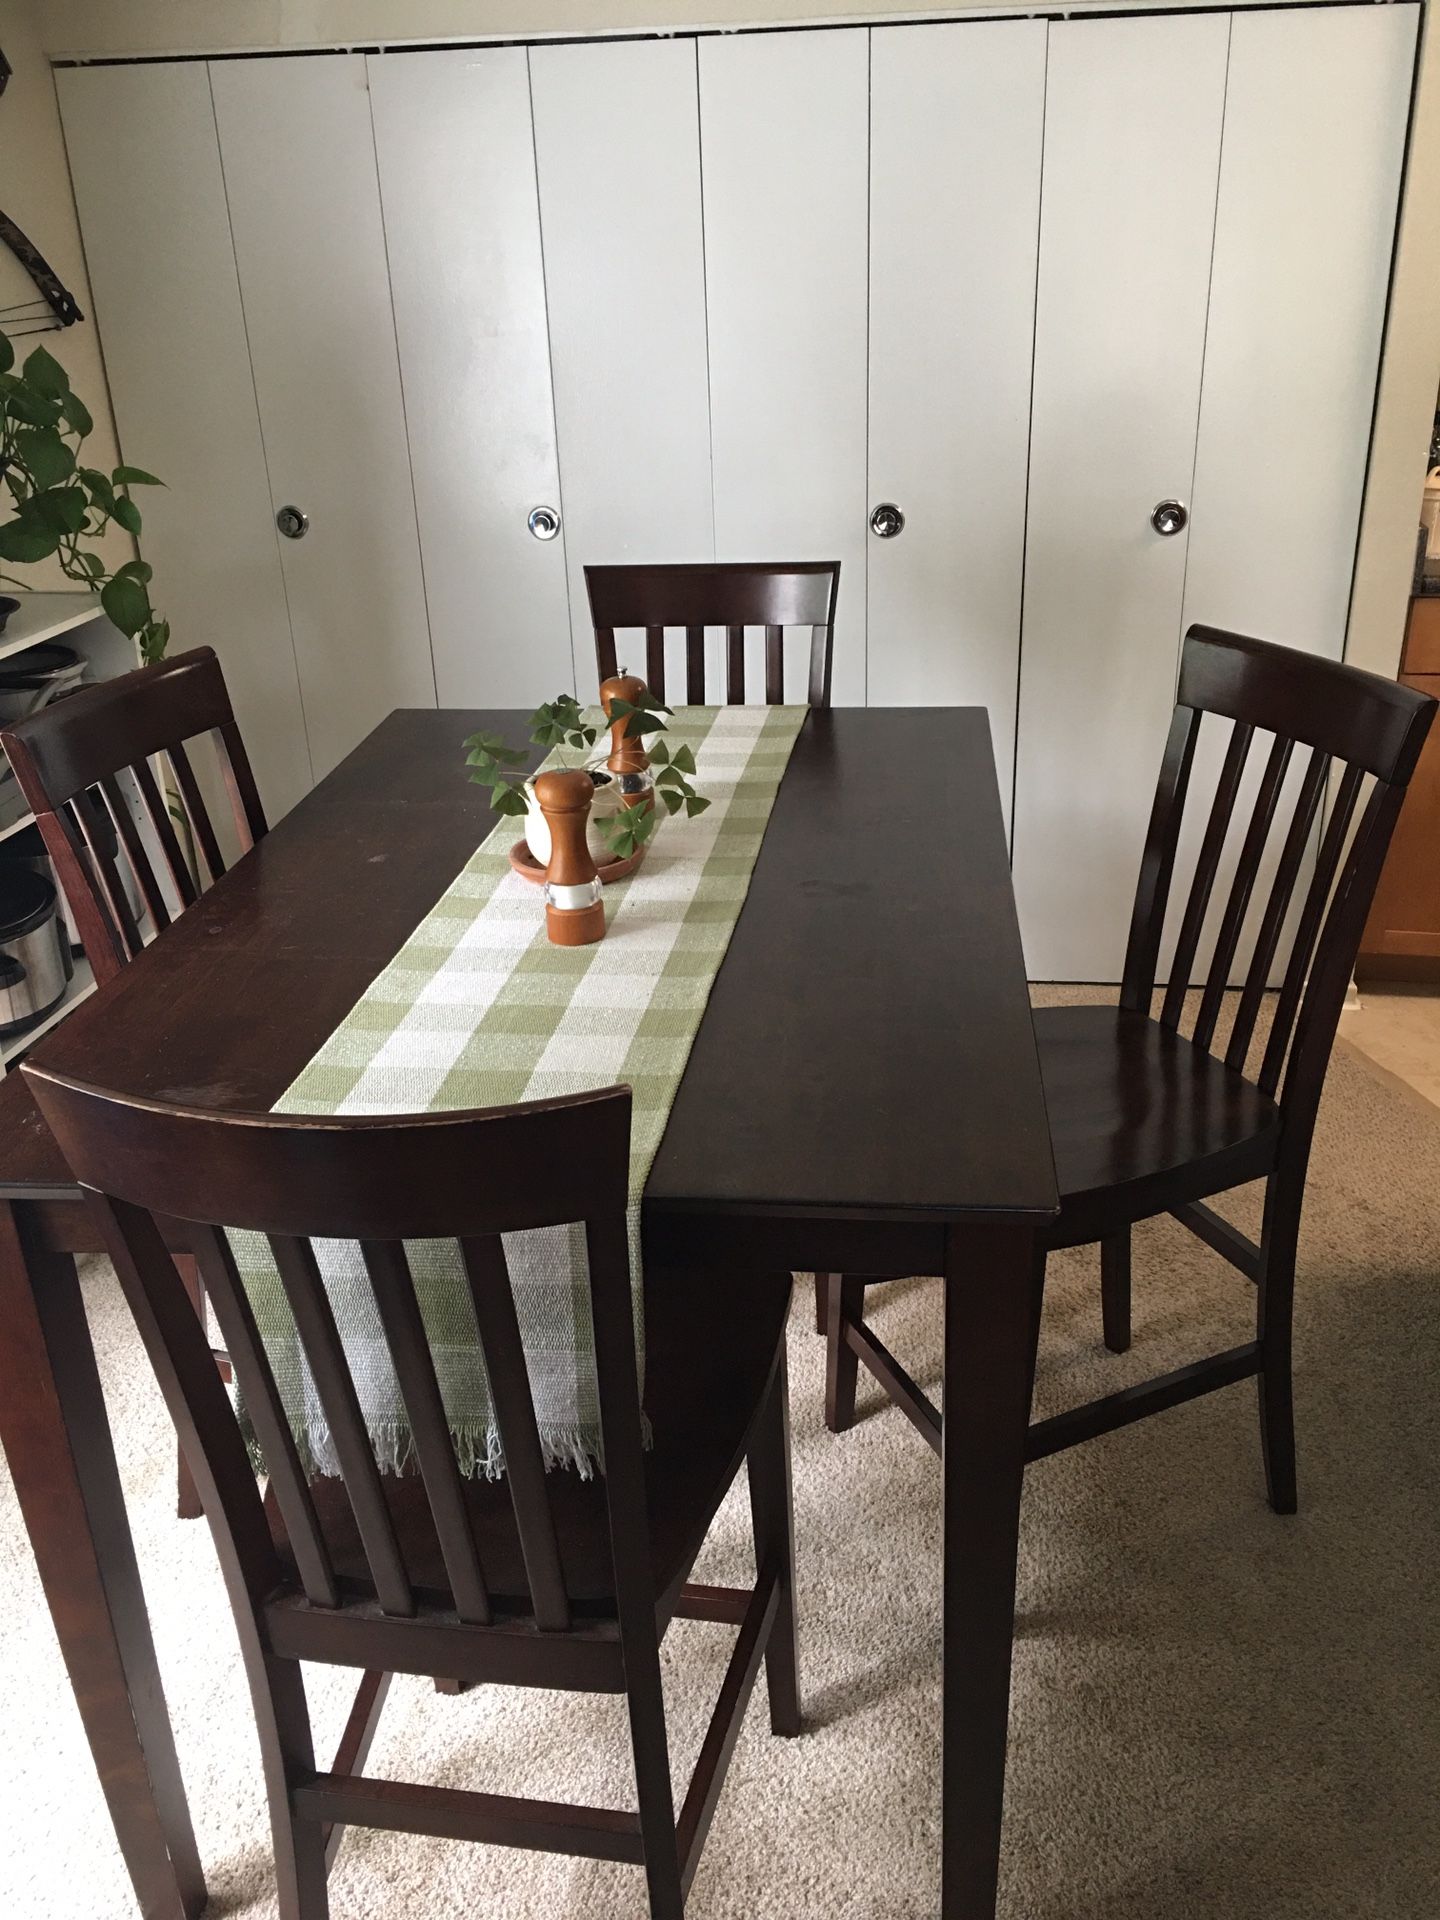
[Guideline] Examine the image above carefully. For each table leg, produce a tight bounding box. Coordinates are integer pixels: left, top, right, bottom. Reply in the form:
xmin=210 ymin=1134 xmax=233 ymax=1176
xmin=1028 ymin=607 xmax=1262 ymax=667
xmin=0 ymin=1201 xmax=205 ymax=1920
xmin=941 ymin=1220 xmax=1045 ymax=1920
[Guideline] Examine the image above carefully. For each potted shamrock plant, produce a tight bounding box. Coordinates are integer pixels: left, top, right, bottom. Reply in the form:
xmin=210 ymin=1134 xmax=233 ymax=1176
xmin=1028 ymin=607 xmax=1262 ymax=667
xmin=464 ymin=680 xmax=708 ymax=867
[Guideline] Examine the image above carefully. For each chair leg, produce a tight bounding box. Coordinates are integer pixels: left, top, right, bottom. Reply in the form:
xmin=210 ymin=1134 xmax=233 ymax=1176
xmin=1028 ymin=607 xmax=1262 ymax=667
xmin=174 ymin=1256 xmax=207 ymax=1520
xmin=1100 ymin=1231 xmax=1132 ymax=1355
xmin=747 ymin=1342 xmax=801 ymax=1736
xmin=824 ymin=1276 xmax=866 ymax=1434
xmin=813 ymin=1273 xmax=833 ymax=1335
xmin=624 ymin=1644 xmax=684 ymax=1919
xmin=252 ymin=1650 xmax=329 ymax=1920
xmin=1257 ymin=1187 xmax=1300 ymax=1516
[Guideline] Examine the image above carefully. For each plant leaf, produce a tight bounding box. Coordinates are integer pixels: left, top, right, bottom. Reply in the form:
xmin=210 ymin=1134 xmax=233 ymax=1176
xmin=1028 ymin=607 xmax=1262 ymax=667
xmin=22 ymin=345 xmax=70 ymax=399
xmin=12 ymin=426 xmax=75 ymax=490
xmin=685 ymin=794 xmax=712 ymax=817
xmin=113 ymin=557 xmax=154 ymax=585
xmin=113 ymin=494 xmax=143 ymax=537
xmin=78 ymin=467 xmax=116 ymax=514
xmin=138 ymin=618 xmax=170 ymax=665
xmin=669 ymin=742 xmax=697 ymax=775
xmin=659 ymin=787 xmax=684 ymax=814
xmin=3 ymin=385 xmax=63 ymax=429
xmin=101 ymin=572 xmax=152 ymax=637
xmin=0 ymin=519 xmax=60 ymax=564
xmin=60 ymin=391 xmax=93 ymax=437
xmin=0 ymin=333 xmax=13 ymax=376
xmin=112 ymin=465 xmax=164 ymax=487
xmin=28 ymin=486 xmax=88 ymax=535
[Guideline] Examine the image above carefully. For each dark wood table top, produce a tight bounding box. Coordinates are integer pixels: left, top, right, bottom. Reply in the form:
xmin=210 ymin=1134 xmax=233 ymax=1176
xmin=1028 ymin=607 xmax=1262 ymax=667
xmin=0 ymin=707 xmax=1058 ymax=1265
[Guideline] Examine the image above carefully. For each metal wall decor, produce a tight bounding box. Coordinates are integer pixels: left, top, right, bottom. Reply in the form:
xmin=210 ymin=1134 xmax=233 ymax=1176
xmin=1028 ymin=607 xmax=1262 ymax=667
xmin=0 ymin=43 xmax=86 ymax=338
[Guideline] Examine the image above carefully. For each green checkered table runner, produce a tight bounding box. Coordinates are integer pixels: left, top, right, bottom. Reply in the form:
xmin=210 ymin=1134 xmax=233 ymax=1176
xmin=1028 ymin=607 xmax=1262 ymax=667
xmin=231 ymin=703 xmax=807 ymax=1480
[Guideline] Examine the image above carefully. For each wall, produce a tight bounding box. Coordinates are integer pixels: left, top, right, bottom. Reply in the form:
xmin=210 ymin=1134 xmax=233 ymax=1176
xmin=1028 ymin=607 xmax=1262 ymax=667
xmin=0 ymin=0 xmax=127 ymax=590
xmin=36 ymin=0 xmax=1083 ymax=57
xmin=33 ymin=0 xmax=1440 ymax=681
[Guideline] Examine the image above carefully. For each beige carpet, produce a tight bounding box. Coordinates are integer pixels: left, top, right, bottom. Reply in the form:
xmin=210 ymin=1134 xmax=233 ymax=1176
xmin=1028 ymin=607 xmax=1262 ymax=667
xmin=2 ymin=1010 xmax=1438 ymax=1918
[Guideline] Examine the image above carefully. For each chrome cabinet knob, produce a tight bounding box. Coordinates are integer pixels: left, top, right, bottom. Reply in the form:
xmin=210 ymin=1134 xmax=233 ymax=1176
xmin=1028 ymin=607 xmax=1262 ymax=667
xmin=527 ymin=505 xmax=561 ymax=541
xmin=1151 ymin=499 xmax=1188 ymax=537
xmin=275 ymin=505 xmax=309 ymax=540
xmin=870 ymin=502 xmax=905 ymax=539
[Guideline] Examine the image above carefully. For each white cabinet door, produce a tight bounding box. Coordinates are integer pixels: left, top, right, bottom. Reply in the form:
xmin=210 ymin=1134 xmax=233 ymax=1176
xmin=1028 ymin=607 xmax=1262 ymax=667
xmin=530 ymin=37 xmax=713 ymax=694
xmin=867 ymin=19 xmax=1046 ymax=821
xmin=368 ymin=47 xmax=572 ymax=709
xmin=1012 ymin=15 xmax=1230 ymax=981
xmin=210 ymin=56 xmax=434 ymax=783
xmin=56 ymin=63 xmax=312 ymax=822
xmin=1183 ymin=4 xmax=1418 ymax=652
xmin=699 ymin=29 xmax=870 ymax=705
xmin=1159 ymin=2 xmax=1418 ymax=988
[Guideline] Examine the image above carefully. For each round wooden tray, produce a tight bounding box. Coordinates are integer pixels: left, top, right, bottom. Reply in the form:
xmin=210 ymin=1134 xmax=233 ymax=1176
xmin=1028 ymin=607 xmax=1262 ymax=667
xmin=508 ymin=839 xmax=645 ymax=887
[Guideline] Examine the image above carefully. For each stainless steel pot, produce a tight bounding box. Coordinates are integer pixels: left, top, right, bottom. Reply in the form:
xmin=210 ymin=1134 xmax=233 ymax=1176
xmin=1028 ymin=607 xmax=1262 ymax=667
xmin=0 ymin=815 xmax=145 ymax=954
xmin=0 ymin=869 xmax=72 ymax=1037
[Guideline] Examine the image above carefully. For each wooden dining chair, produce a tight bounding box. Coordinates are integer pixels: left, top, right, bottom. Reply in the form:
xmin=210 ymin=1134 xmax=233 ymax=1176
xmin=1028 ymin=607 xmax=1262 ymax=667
xmin=22 ymin=1065 xmax=800 ymax=1920
xmin=586 ymin=560 xmax=840 ymax=712
xmin=0 ymin=644 xmax=267 ymax=981
xmin=0 ymin=644 xmax=267 ymax=1517
xmin=587 ymin=559 xmax=841 ymax=1334
xmin=823 ymin=626 xmax=1436 ymax=1518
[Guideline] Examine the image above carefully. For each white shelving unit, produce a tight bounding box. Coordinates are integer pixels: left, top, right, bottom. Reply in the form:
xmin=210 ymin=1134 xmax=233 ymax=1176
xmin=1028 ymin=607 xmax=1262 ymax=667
xmin=0 ymin=593 xmax=138 ymax=1070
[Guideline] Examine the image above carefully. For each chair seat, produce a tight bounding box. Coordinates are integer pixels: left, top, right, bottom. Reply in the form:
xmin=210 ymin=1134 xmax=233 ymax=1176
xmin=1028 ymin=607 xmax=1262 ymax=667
xmin=270 ymin=1268 xmax=791 ymax=1621
xmin=1035 ymin=1005 xmax=1280 ymax=1249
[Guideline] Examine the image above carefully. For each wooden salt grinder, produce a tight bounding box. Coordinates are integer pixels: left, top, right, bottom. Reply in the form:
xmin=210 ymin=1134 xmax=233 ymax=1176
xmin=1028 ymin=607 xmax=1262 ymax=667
xmin=534 ymin=768 xmax=606 ymax=946
xmin=600 ymin=672 xmax=651 ymax=789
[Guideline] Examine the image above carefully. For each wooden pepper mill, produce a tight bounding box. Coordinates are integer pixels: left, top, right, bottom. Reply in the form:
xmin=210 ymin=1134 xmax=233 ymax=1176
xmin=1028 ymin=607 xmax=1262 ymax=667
xmin=599 ymin=672 xmax=654 ymax=811
xmin=534 ymin=768 xmax=606 ymax=946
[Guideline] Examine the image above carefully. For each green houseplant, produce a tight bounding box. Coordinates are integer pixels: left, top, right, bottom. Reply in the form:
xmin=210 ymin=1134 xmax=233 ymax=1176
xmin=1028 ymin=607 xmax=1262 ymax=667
xmin=0 ymin=331 xmax=169 ymax=663
xmin=465 ymin=687 xmax=708 ymax=863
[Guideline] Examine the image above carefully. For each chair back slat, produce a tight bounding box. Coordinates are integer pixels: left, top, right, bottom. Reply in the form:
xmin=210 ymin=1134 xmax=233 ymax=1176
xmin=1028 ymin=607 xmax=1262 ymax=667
xmin=645 ymin=625 xmax=666 ymax=702
xmin=190 ymin=1223 xmax=340 ymax=1608
xmin=0 ymin=647 xmax=266 ymax=987
xmin=685 ymin=626 xmax=705 ymax=705
xmin=95 ymin=1193 xmax=286 ymax=1609
xmin=167 ymin=740 xmax=227 ymax=885
xmin=216 ymin=718 xmax=268 ymax=850
xmin=764 ymin=625 xmax=783 ymax=705
xmin=1120 ymin=626 xmax=1435 ymax=1127
xmin=461 ymin=1235 xmax=572 ymax=1632
xmin=1258 ymin=761 xmax=1366 ymax=1096
xmin=726 ymin=625 xmax=744 ymax=703
xmin=1160 ymin=719 xmax=1255 ymax=1029
xmin=1192 ymin=732 xmax=1293 ymax=1053
xmin=72 ymin=785 xmax=145 ymax=960
xmin=595 ymin=626 xmax=618 ymax=684
xmin=130 ymin=755 xmax=200 ymax=909
xmin=97 ymin=772 xmax=174 ymax=937
xmin=807 ymin=624 xmax=833 ymax=709
xmin=1120 ymin=705 xmax=1201 ymax=1015
xmin=1224 ymin=746 xmax=1330 ymax=1073
xmin=22 ymin=1069 xmax=641 ymax=1644
xmin=585 ymin=562 xmax=839 ymax=710
xmin=269 ymin=1233 xmax=416 ymax=1620
xmin=582 ymin=1212 xmax=657 ymax=1631
xmin=361 ymin=1239 xmax=491 ymax=1626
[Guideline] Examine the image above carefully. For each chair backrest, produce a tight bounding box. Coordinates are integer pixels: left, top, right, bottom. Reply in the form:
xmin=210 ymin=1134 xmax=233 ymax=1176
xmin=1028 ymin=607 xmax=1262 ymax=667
xmin=1122 ymin=625 xmax=1436 ymax=1127
xmin=586 ymin=560 xmax=839 ymax=708
xmin=0 ymin=646 xmax=267 ymax=985
xmin=21 ymin=1061 xmax=639 ymax=1638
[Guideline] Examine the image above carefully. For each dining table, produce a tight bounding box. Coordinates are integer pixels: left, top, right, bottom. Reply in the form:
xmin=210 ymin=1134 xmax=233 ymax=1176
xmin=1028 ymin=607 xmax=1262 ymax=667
xmin=0 ymin=703 xmax=1059 ymax=1920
